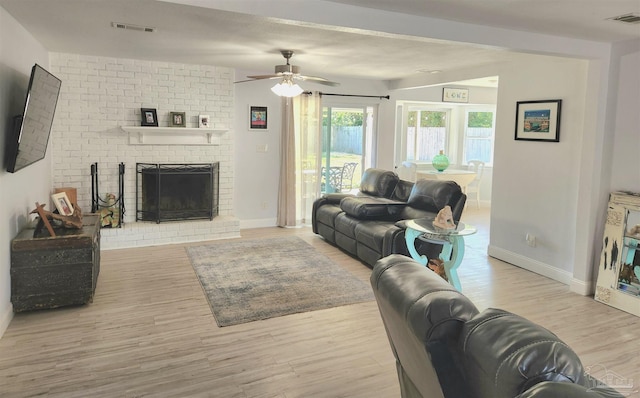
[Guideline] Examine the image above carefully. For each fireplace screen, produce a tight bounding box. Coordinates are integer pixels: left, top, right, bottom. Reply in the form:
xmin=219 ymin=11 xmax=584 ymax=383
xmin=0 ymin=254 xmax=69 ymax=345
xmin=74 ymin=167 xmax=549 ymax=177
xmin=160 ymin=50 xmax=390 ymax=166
xmin=136 ymin=163 xmax=219 ymax=223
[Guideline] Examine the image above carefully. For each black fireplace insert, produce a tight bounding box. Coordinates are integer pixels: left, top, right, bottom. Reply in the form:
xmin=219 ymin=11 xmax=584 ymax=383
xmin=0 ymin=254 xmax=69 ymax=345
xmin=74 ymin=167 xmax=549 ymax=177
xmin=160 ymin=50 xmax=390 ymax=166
xmin=136 ymin=163 xmax=219 ymax=223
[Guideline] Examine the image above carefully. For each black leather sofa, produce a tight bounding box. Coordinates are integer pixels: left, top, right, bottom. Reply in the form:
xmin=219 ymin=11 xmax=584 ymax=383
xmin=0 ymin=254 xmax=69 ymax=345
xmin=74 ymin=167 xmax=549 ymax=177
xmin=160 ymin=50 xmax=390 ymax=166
xmin=312 ymin=168 xmax=466 ymax=267
xmin=371 ymin=254 xmax=625 ymax=398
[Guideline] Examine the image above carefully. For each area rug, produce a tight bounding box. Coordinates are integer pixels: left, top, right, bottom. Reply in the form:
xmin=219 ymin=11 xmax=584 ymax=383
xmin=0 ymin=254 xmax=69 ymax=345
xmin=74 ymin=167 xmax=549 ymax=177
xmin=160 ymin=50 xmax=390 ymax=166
xmin=185 ymin=236 xmax=374 ymax=327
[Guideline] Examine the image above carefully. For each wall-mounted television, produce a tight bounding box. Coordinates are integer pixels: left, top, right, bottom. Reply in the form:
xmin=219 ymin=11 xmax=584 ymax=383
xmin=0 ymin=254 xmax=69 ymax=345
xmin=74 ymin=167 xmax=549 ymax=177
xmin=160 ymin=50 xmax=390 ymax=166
xmin=6 ymin=64 xmax=61 ymax=173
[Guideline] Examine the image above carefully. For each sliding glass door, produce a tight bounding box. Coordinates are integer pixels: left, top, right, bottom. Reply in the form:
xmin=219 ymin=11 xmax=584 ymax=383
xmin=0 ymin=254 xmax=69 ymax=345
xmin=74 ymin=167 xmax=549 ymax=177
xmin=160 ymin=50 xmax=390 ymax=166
xmin=321 ymin=105 xmax=375 ymax=193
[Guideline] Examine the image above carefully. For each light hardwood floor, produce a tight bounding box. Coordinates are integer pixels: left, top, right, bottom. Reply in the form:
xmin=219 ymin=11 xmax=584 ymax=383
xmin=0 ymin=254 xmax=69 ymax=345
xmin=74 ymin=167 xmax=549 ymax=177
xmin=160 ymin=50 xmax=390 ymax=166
xmin=0 ymin=207 xmax=638 ymax=397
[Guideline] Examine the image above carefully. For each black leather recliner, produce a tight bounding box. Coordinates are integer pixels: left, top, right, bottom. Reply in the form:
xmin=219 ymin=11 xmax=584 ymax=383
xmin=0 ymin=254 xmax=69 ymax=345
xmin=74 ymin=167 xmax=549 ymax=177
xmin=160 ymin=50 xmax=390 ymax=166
xmin=312 ymin=168 xmax=466 ymax=267
xmin=370 ymin=254 xmax=626 ymax=398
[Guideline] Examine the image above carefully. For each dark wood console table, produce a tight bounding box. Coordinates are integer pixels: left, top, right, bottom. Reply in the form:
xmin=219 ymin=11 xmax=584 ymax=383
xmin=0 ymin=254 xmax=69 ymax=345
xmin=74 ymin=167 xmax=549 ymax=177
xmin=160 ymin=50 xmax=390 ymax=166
xmin=10 ymin=215 xmax=101 ymax=312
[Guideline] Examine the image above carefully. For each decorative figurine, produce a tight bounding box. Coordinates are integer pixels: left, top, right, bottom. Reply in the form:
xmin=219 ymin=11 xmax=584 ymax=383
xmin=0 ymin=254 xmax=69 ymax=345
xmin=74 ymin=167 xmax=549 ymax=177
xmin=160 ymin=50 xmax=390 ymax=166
xmin=433 ymin=205 xmax=456 ymax=229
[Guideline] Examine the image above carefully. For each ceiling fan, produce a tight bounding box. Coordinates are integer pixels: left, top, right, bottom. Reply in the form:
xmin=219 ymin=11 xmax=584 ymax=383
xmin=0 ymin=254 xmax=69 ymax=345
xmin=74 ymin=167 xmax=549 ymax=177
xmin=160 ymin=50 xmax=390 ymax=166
xmin=235 ymin=50 xmax=339 ymax=97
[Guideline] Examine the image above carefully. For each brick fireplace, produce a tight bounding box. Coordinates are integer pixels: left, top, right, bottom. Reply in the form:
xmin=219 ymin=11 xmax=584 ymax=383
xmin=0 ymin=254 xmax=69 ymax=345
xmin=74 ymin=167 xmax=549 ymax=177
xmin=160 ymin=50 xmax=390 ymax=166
xmin=49 ymin=54 xmax=240 ymax=249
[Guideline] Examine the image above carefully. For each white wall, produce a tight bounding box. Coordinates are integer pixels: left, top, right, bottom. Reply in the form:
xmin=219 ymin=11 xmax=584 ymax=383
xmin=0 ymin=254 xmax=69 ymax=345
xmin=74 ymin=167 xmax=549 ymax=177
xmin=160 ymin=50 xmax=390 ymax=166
xmin=0 ymin=8 xmax=51 ymax=336
xmin=489 ymin=56 xmax=589 ymax=282
xmin=610 ymin=43 xmax=640 ymax=192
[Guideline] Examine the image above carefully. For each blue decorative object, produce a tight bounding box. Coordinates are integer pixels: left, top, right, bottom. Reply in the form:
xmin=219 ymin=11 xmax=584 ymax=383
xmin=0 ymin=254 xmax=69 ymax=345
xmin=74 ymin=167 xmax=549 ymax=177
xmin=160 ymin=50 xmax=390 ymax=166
xmin=432 ymin=150 xmax=450 ymax=172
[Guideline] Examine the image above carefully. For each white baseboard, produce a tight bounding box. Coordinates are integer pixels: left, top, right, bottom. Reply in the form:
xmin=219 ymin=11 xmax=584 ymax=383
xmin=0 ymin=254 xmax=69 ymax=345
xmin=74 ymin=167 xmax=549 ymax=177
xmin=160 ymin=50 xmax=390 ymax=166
xmin=0 ymin=302 xmax=13 ymax=339
xmin=570 ymin=278 xmax=595 ymax=296
xmin=240 ymin=218 xmax=277 ymax=229
xmin=488 ymin=245 xmax=573 ymax=285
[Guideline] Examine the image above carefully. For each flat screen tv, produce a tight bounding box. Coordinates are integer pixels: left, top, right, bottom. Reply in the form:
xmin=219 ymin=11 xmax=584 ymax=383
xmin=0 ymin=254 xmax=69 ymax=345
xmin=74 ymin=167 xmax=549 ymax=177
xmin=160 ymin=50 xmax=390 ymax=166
xmin=6 ymin=64 xmax=61 ymax=173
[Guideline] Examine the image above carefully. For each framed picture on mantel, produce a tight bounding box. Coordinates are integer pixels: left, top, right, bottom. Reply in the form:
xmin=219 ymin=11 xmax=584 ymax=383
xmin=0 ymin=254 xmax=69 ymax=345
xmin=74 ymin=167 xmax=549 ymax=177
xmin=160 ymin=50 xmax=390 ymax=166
xmin=141 ymin=108 xmax=158 ymax=127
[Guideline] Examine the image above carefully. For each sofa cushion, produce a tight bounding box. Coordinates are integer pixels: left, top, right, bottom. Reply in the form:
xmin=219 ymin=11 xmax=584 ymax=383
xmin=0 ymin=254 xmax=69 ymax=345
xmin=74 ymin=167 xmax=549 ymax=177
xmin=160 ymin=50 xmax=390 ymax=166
xmin=459 ymin=308 xmax=585 ymax=398
xmin=354 ymin=220 xmax=392 ymax=252
xmin=359 ymin=168 xmax=399 ymax=198
xmin=391 ymin=179 xmax=414 ymax=202
xmin=315 ymin=203 xmax=343 ymax=227
xmin=406 ymin=180 xmax=463 ymax=213
xmin=334 ymin=212 xmax=360 ymax=238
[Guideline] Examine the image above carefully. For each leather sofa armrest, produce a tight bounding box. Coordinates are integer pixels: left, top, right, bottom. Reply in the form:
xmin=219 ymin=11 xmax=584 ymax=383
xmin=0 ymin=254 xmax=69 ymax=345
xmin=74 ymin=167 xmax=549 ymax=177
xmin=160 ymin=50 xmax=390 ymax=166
xmin=459 ymin=308 xmax=585 ymax=398
xmin=323 ymin=193 xmax=354 ymax=204
xmin=340 ymin=196 xmax=406 ymax=220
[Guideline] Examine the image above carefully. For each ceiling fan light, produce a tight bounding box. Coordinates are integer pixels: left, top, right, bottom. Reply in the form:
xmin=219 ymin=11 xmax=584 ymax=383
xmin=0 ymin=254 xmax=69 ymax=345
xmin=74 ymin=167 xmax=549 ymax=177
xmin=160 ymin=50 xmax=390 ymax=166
xmin=271 ymin=80 xmax=304 ymax=97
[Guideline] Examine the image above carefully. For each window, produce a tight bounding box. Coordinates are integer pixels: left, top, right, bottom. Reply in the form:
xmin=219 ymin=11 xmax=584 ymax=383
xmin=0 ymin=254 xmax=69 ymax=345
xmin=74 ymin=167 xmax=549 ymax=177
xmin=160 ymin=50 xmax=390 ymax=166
xmin=398 ymin=102 xmax=496 ymax=168
xmin=406 ymin=107 xmax=449 ymax=162
xmin=464 ymin=109 xmax=495 ymax=165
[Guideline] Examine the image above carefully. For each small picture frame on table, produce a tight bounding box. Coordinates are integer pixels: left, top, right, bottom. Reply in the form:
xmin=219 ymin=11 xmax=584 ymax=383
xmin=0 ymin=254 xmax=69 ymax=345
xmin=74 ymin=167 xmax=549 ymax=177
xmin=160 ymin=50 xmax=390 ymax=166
xmin=250 ymin=106 xmax=268 ymax=130
xmin=141 ymin=108 xmax=158 ymax=127
xmin=170 ymin=112 xmax=186 ymax=127
xmin=199 ymin=114 xmax=210 ymax=128
xmin=51 ymin=192 xmax=74 ymax=216
xmin=515 ymin=99 xmax=562 ymax=142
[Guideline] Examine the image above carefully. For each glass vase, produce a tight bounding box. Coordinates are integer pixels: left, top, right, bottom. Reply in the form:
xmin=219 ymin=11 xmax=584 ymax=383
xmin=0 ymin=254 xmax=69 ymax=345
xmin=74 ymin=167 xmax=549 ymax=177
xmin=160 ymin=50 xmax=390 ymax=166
xmin=432 ymin=150 xmax=450 ymax=172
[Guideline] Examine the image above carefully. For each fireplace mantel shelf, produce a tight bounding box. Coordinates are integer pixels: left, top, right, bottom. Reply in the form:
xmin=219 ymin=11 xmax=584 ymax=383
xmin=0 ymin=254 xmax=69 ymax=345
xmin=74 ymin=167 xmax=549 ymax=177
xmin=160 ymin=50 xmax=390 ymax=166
xmin=120 ymin=126 xmax=227 ymax=145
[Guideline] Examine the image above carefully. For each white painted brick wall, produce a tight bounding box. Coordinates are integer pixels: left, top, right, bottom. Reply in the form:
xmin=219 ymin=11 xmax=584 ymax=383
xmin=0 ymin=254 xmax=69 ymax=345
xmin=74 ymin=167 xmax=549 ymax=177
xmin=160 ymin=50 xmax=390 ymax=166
xmin=49 ymin=53 xmax=239 ymax=249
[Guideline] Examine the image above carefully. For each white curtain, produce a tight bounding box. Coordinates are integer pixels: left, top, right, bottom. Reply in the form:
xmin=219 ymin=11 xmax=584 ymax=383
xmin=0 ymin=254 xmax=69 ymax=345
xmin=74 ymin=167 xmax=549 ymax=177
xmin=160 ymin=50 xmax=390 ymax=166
xmin=277 ymin=92 xmax=322 ymax=227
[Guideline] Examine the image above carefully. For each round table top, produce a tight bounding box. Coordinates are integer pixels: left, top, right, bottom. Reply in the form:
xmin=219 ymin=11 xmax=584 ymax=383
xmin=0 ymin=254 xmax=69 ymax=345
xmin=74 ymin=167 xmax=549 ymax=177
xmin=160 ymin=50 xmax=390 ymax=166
xmin=406 ymin=217 xmax=477 ymax=237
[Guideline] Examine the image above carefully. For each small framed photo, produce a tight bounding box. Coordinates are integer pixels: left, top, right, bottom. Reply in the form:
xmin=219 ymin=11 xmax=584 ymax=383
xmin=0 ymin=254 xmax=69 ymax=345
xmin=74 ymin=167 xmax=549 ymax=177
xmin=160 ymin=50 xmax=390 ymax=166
xmin=170 ymin=112 xmax=186 ymax=127
xmin=51 ymin=192 xmax=74 ymax=216
xmin=515 ymin=99 xmax=562 ymax=142
xmin=249 ymin=106 xmax=268 ymax=130
xmin=141 ymin=108 xmax=158 ymax=127
xmin=199 ymin=114 xmax=210 ymax=128
xmin=442 ymin=87 xmax=469 ymax=103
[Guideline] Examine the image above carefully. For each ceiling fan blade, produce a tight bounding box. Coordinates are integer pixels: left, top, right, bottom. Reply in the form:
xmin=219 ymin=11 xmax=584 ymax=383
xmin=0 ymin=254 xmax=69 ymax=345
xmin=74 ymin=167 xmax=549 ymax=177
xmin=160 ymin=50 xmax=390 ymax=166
xmin=234 ymin=75 xmax=282 ymax=84
xmin=246 ymin=74 xmax=282 ymax=79
xmin=296 ymin=75 xmax=340 ymax=86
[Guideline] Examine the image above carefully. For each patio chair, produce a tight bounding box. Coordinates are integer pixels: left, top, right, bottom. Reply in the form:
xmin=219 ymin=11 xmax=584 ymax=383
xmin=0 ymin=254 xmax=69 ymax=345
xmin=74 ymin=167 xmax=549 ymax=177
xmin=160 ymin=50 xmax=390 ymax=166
xmin=340 ymin=162 xmax=358 ymax=191
xmin=321 ymin=166 xmax=344 ymax=193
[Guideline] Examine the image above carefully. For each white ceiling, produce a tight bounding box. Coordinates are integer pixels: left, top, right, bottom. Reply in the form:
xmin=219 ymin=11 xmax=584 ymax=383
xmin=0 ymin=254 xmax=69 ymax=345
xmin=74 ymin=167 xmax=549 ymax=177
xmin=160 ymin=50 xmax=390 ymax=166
xmin=1 ymin=0 xmax=639 ymax=85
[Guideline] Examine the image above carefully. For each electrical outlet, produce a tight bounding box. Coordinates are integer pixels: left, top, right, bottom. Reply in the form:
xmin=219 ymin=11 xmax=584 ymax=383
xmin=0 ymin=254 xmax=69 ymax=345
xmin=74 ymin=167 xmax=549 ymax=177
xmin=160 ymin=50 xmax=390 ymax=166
xmin=526 ymin=233 xmax=536 ymax=247
xmin=261 ymin=202 xmax=267 ymax=210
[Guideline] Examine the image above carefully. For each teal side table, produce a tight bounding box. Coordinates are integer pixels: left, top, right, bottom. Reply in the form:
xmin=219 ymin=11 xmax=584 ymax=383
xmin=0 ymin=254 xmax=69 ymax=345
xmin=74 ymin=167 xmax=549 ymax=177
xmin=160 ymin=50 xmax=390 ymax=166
xmin=404 ymin=217 xmax=476 ymax=291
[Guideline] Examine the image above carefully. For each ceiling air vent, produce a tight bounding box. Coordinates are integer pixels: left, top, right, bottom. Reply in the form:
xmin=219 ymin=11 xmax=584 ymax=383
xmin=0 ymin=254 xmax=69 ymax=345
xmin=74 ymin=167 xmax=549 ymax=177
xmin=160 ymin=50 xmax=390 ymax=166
xmin=608 ymin=13 xmax=640 ymax=24
xmin=111 ymin=22 xmax=156 ymax=33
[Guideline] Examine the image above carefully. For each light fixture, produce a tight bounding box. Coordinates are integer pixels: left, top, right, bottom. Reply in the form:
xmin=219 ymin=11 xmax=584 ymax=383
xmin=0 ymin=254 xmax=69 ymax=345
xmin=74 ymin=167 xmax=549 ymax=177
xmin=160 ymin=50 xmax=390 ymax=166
xmin=271 ymin=76 xmax=304 ymax=97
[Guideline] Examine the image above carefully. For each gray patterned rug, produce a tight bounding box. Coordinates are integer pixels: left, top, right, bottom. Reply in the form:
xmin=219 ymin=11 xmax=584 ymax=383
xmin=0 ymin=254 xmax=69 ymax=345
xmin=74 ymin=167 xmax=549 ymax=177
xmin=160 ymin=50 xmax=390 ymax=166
xmin=186 ymin=236 xmax=374 ymax=327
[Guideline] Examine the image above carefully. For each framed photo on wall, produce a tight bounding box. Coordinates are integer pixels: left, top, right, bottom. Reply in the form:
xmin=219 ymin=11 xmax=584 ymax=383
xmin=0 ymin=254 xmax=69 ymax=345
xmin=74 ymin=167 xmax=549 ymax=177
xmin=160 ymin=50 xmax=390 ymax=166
xmin=515 ymin=99 xmax=562 ymax=142
xmin=249 ymin=106 xmax=268 ymax=130
xmin=141 ymin=108 xmax=158 ymax=127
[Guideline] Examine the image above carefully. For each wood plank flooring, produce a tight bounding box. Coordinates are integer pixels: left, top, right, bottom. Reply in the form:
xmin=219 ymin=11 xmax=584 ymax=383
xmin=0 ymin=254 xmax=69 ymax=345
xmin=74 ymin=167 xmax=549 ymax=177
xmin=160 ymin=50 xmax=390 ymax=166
xmin=0 ymin=207 xmax=638 ymax=397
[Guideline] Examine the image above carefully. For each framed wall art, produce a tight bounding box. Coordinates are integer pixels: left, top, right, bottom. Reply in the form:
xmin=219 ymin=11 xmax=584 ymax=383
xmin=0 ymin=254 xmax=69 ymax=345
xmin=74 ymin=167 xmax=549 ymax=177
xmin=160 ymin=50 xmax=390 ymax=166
xmin=595 ymin=191 xmax=640 ymax=317
xmin=141 ymin=108 xmax=158 ymax=127
xmin=442 ymin=87 xmax=469 ymax=103
xmin=515 ymin=99 xmax=562 ymax=142
xmin=249 ymin=106 xmax=268 ymax=130
xmin=170 ymin=112 xmax=186 ymax=127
